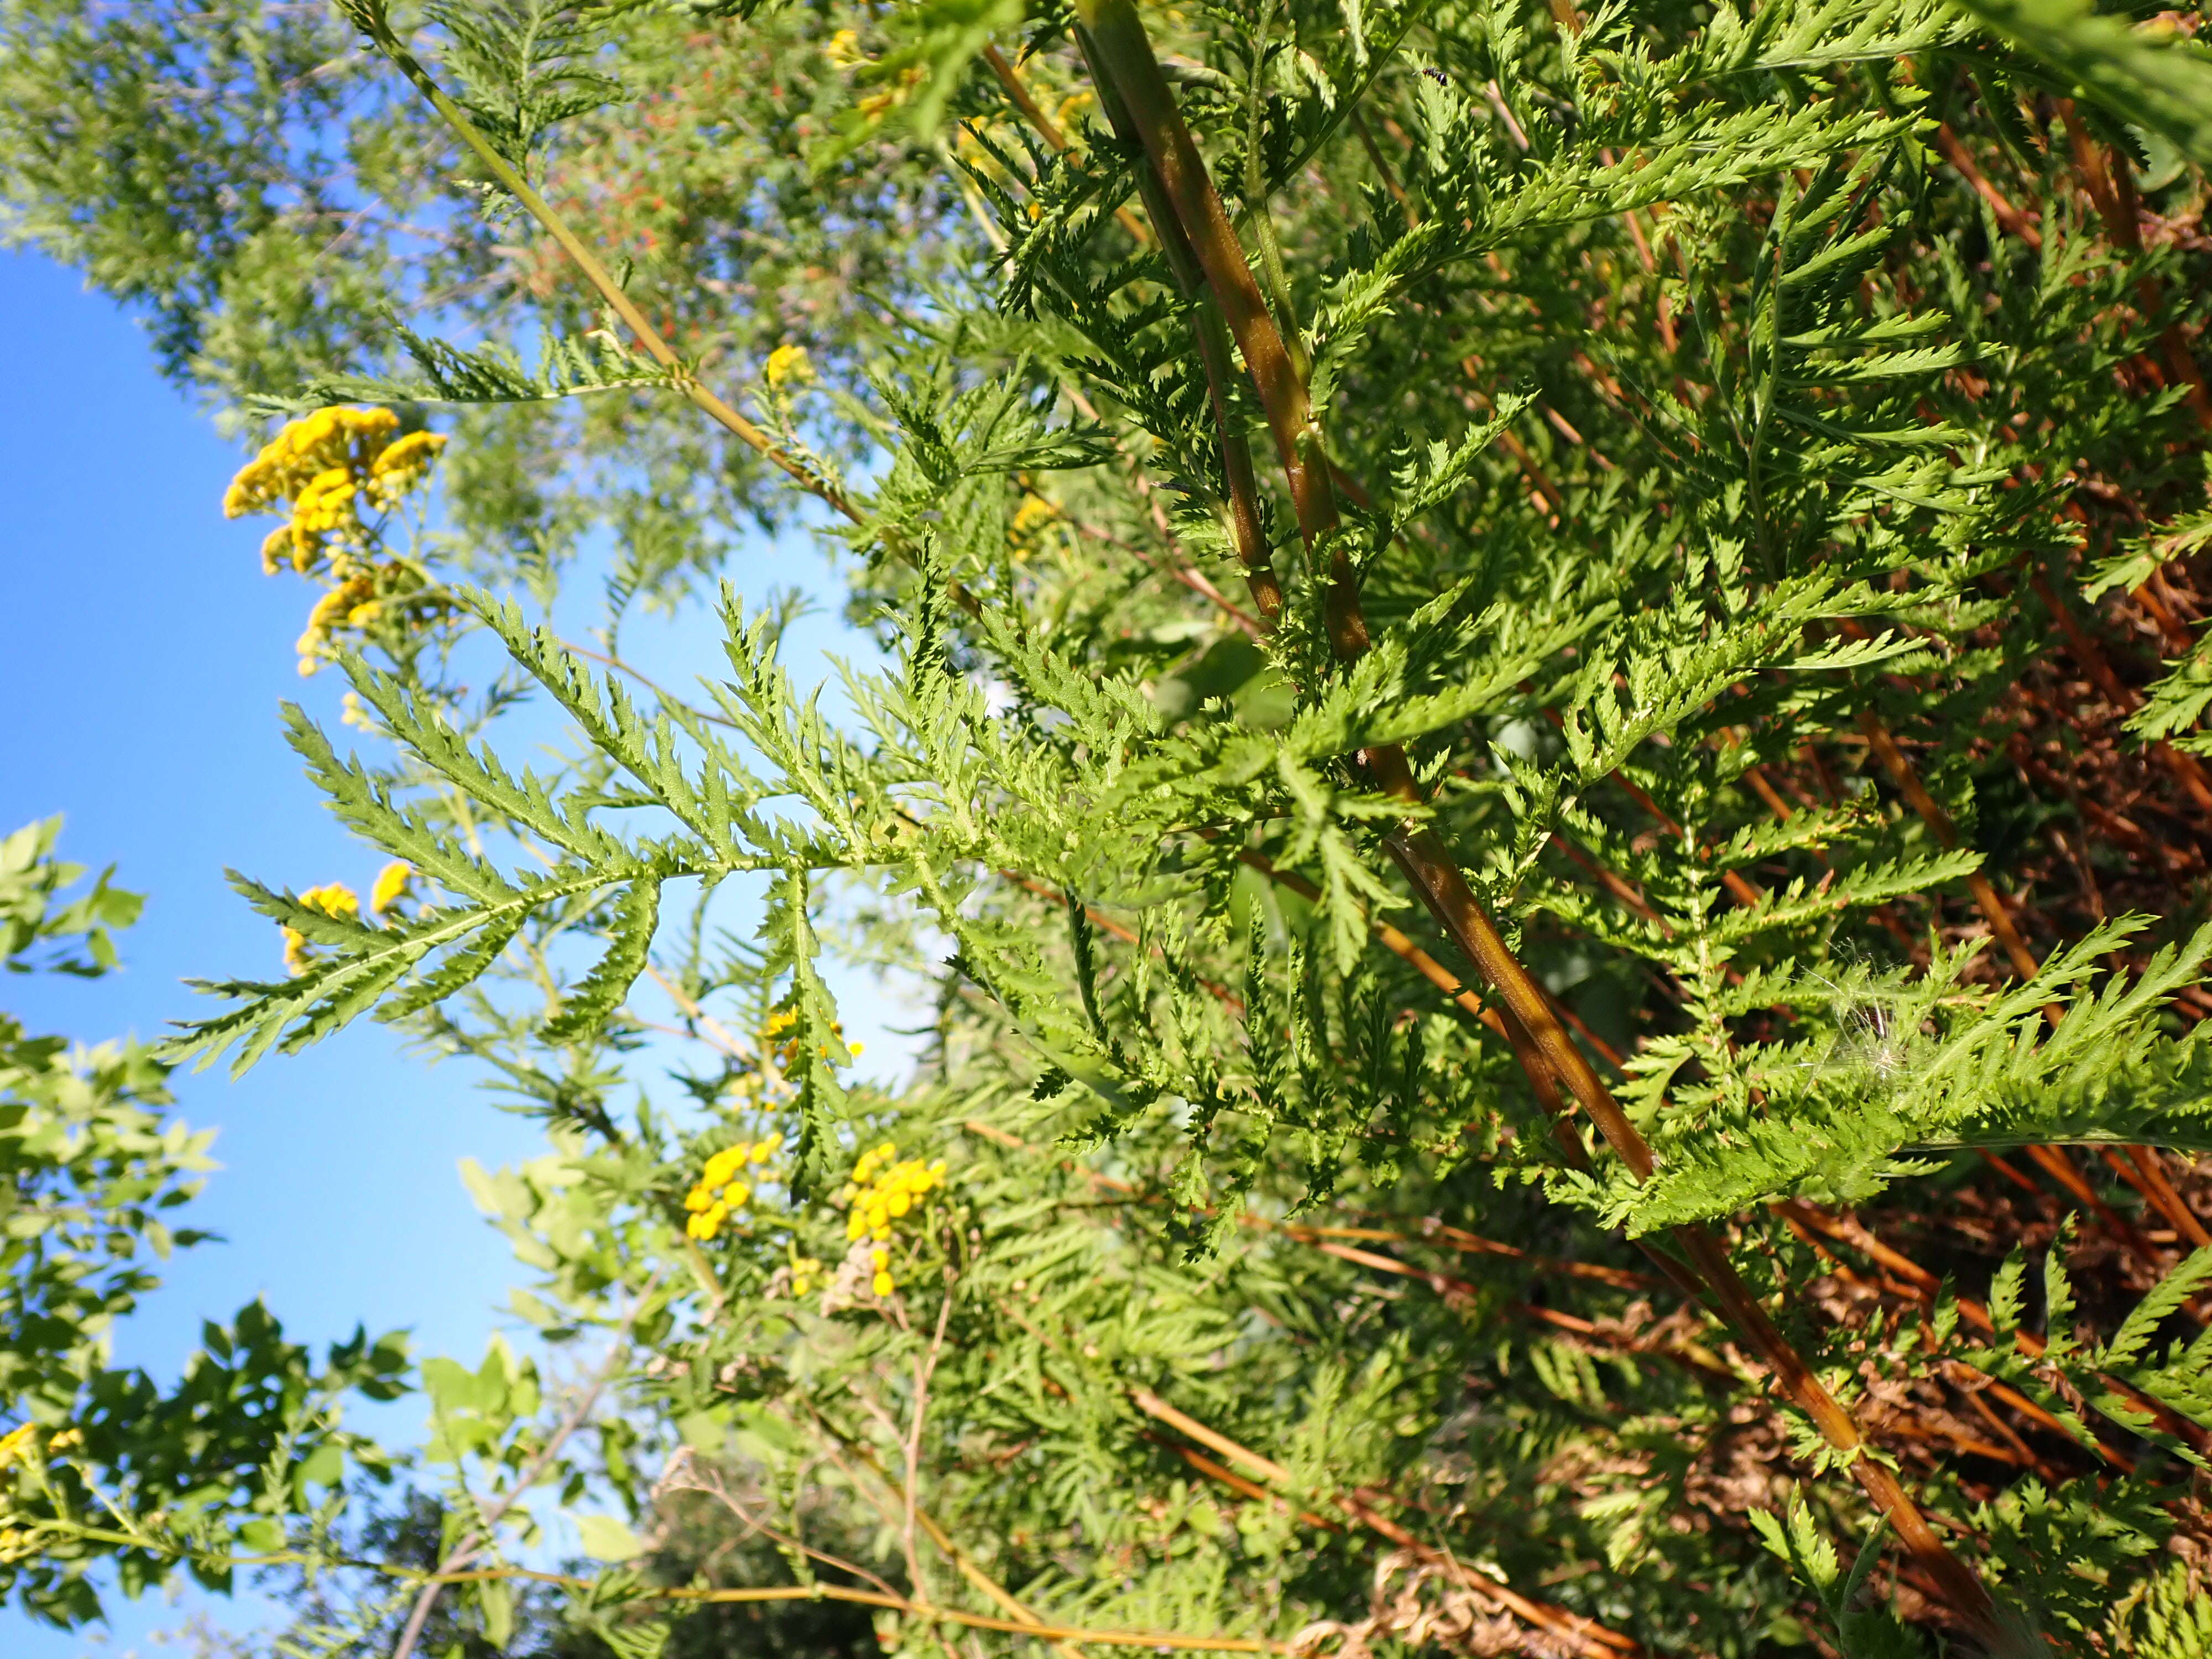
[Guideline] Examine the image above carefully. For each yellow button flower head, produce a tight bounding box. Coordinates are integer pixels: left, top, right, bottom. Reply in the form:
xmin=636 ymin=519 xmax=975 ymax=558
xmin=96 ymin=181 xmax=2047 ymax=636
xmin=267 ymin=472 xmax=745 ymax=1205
xmin=296 ymin=576 xmax=373 ymax=674
xmin=369 ymin=862 xmax=414 ymax=917
xmin=366 ymin=430 xmax=447 ymax=508
xmin=789 ymin=1254 xmax=824 ymax=1298
xmin=682 ymin=1138 xmax=780 ymax=1243
xmin=300 ymin=883 xmax=359 ymax=922
xmin=226 ymin=407 xmax=420 ymax=573
xmin=764 ymin=1006 xmax=857 ymax=1083
xmin=764 ymin=344 xmax=813 ymax=389
xmin=283 ymin=883 xmax=359 ymax=975
xmin=825 ymin=26 xmax=863 ymax=66
xmin=1010 ymin=493 xmax=1057 ymax=538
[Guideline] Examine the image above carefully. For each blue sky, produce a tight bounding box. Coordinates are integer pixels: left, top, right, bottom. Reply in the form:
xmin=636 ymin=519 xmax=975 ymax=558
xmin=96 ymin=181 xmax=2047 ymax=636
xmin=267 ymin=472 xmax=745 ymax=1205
xmin=0 ymin=250 xmax=916 ymax=1656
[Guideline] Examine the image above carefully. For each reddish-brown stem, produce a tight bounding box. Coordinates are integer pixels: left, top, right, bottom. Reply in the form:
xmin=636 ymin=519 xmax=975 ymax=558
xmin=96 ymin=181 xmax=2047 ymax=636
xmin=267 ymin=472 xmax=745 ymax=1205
xmin=1128 ymin=1390 xmax=1639 ymax=1658
xmin=2057 ymin=101 xmax=2212 ymax=429
xmin=2030 ymin=575 xmax=2212 ymax=817
xmin=1856 ymin=709 xmax=2045 ymax=983
xmin=2125 ymin=1145 xmax=2212 ymax=1249
xmin=1933 ymin=124 xmax=2042 ymax=248
xmin=2021 ymin=1142 xmax=2154 ymax=1259
xmin=1076 ymin=29 xmax=1282 ymax=626
xmin=1075 ymin=1 xmax=1354 ymax=646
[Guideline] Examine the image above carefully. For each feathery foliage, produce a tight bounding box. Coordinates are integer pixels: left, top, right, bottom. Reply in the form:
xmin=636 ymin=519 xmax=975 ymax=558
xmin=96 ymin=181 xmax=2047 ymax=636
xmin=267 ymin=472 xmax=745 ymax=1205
xmin=8 ymin=0 xmax=2212 ymax=1653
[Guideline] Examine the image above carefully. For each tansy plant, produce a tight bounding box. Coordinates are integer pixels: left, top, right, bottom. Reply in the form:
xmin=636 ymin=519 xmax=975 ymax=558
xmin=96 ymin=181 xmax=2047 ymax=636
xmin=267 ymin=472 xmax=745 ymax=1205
xmin=13 ymin=0 xmax=2212 ymax=1654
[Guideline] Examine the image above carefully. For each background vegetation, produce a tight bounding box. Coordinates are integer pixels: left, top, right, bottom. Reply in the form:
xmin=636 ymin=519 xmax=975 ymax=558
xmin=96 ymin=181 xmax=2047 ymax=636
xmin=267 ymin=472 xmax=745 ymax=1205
xmin=7 ymin=0 xmax=2212 ymax=1655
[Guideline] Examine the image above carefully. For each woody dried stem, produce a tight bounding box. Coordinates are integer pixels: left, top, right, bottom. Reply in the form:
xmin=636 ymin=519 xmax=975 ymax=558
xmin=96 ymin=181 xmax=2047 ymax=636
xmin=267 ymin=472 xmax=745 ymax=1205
xmin=1068 ymin=0 xmax=2004 ymax=1637
xmin=1075 ymin=29 xmax=1281 ymax=626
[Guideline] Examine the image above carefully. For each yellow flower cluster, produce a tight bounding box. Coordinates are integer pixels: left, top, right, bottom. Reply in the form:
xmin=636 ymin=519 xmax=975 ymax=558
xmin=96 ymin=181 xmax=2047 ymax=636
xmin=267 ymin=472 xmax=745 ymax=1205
xmin=770 ymin=1007 xmax=863 ymax=1067
xmin=1053 ymin=88 xmax=1096 ymax=135
xmin=1008 ymin=492 xmax=1062 ymax=562
xmin=839 ymin=1142 xmax=947 ymax=1297
xmin=225 ymin=408 xmax=444 ymax=573
xmin=223 ymin=408 xmax=448 ymax=674
xmin=283 ymin=882 xmax=360 ymax=975
xmin=721 ymin=1009 xmax=862 ymax=1108
xmin=855 ymin=64 xmax=926 ymax=122
xmin=685 ymin=1136 xmax=780 ymax=1241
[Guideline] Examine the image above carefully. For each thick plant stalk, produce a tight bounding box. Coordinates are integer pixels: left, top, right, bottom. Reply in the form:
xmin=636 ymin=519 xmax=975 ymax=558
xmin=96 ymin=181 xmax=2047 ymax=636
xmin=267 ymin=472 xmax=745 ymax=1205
xmin=1076 ymin=29 xmax=1281 ymax=625
xmin=1068 ymin=1 xmax=2006 ymax=1639
xmin=1073 ymin=1 xmax=1360 ymax=654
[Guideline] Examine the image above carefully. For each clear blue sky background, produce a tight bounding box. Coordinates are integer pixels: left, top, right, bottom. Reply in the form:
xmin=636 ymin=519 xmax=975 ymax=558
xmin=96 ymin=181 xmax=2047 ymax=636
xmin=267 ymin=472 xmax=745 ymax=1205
xmin=0 ymin=249 xmax=914 ymax=1657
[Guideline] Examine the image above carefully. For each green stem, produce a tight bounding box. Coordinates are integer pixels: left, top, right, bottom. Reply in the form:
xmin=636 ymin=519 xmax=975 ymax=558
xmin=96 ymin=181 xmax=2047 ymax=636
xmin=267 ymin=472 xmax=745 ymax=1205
xmin=337 ymin=2 xmax=857 ymax=523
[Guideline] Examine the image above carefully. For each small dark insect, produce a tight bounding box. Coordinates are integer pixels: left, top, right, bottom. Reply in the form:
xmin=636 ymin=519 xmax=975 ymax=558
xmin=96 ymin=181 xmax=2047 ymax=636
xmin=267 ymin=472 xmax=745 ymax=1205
xmin=1423 ymin=65 xmax=1448 ymax=85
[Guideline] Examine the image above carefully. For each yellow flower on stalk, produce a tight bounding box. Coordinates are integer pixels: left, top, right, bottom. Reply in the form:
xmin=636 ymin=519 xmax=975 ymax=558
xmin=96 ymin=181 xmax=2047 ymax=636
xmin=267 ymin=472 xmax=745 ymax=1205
xmin=300 ymin=883 xmax=359 ymax=921
xmin=825 ymin=27 xmax=863 ymax=66
xmin=683 ymin=1137 xmax=781 ymax=1242
xmin=1010 ymin=494 xmax=1056 ymax=538
xmin=282 ymin=882 xmax=359 ymax=975
xmin=226 ymin=407 xmax=413 ymax=574
xmin=1053 ymin=89 xmax=1096 ymax=134
xmin=789 ymin=1253 xmax=824 ymax=1298
xmin=291 ymin=559 xmax=434 ymax=675
xmin=764 ymin=344 xmax=813 ymax=389
xmin=1009 ymin=492 xmax=1060 ymax=561
xmin=765 ymin=1005 xmax=858 ymax=1075
xmin=296 ymin=576 xmax=373 ymax=673
xmin=0 ymin=1423 xmax=40 ymax=1469
xmin=366 ymin=430 xmax=447 ymax=507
